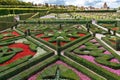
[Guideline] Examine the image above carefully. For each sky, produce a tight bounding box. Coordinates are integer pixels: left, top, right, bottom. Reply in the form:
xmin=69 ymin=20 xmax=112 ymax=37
xmin=22 ymin=0 xmax=120 ymax=8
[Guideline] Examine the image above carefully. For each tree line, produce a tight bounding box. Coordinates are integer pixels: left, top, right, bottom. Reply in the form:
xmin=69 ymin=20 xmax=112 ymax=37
xmin=0 ymin=0 xmax=32 ymax=5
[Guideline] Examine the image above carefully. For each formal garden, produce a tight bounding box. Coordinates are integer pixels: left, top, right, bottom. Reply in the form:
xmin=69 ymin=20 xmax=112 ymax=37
xmin=0 ymin=1 xmax=120 ymax=79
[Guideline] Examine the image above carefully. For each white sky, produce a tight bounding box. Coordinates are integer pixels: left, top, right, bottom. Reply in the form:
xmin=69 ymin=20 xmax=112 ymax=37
xmin=22 ymin=0 xmax=120 ymax=8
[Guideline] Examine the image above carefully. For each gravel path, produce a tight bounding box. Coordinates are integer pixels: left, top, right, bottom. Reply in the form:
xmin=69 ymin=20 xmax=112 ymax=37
xmin=93 ymin=23 xmax=120 ymax=56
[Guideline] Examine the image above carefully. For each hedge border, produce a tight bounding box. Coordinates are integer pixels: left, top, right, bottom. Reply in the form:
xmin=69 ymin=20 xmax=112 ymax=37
xmin=64 ymin=37 xmax=120 ymax=80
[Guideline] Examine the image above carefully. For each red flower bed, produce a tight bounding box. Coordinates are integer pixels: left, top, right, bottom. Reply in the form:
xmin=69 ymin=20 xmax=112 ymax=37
xmin=52 ymin=42 xmax=67 ymax=46
xmin=1 ymin=31 xmax=20 ymax=40
xmin=0 ymin=43 xmax=35 ymax=66
xmin=111 ymin=41 xmax=116 ymax=44
xmin=70 ymin=37 xmax=76 ymax=41
xmin=112 ymin=27 xmax=119 ymax=31
xmin=78 ymin=33 xmax=86 ymax=37
xmin=36 ymin=34 xmax=44 ymax=38
xmin=53 ymin=42 xmax=57 ymax=45
xmin=12 ymin=31 xmax=20 ymax=36
xmin=1 ymin=31 xmax=8 ymax=34
xmin=2 ymin=31 xmax=20 ymax=36
xmin=42 ymin=37 xmax=50 ymax=41
xmin=60 ymin=42 xmax=67 ymax=46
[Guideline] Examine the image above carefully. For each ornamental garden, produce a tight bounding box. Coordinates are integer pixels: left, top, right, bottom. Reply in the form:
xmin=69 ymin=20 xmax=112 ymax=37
xmin=0 ymin=8 xmax=120 ymax=80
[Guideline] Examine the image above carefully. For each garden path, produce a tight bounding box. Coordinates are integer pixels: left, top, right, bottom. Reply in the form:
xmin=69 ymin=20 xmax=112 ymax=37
xmin=93 ymin=24 xmax=120 ymax=56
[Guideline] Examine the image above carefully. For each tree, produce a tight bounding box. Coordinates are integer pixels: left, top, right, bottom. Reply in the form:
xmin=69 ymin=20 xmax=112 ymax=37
xmin=0 ymin=0 xmax=32 ymax=5
xmin=45 ymin=3 xmax=49 ymax=7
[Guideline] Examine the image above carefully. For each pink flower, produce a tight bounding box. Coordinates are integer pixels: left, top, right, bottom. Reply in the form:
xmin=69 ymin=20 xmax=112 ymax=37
xmin=79 ymin=55 xmax=120 ymax=76
xmin=90 ymin=39 xmax=97 ymax=43
xmin=110 ymin=58 xmax=120 ymax=64
xmin=99 ymin=47 xmax=105 ymax=50
xmin=104 ymin=51 xmax=111 ymax=54
xmin=80 ymin=45 xmax=86 ymax=48
xmin=28 ymin=60 xmax=91 ymax=80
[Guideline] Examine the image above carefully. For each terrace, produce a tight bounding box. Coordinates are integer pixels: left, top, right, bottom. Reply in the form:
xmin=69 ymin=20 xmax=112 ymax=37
xmin=0 ymin=4 xmax=120 ymax=80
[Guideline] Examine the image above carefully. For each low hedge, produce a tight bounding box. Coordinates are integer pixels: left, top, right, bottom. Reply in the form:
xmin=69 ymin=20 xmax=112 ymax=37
xmin=0 ymin=22 xmax=15 ymax=31
xmin=64 ymin=37 xmax=120 ymax=80
xmin=0 ymin=55 xmax=32 ymax=72
xmin=26 ymin=36 xmax=54 ymax=52
xmin=97 ymin=20 xmax=117 ymax=24
xmin=62 ymin=33 xmax=91 ymax=50
xmin=102 ymin=37 xmax=116 ymax=50
xmin=29 ymin=42 xmax=37 ymax=52
xmin=19 ymin=19 xmax=90 ymax=24
xmin=95 ymin=55 xmax=120 ymax=69
xmin=60 ymin=56 xmax=105 ymax=80
xmin=0 ymin=47 xmax=22 ymax=63
xmin=0 ymin=35 xmax=25 ymax=46
xmin=31 ymin=35 xmax=56 ymax=50
xmin=28 ymin=12 xmax=39 ymax=19
xmin=36 ymin=64 xmax=80 ymax=80
xmin=64 ymin=52 xmax=120 ymax=80
xmin=73 ymin=39 xmax=120 ymax=69
xmin=0 ymin=41 xmax=15 ymax=46
xmin=10 ymin=55 xmax=58 ymax=80
xmin=0 ymin=52 xmax=54 ymax=80
xmin=95 ymin=37 xmax=120 ymax=61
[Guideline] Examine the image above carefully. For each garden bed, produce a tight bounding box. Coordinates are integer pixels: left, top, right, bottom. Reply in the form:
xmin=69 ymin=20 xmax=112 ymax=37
xmin=28 ymin=60 xmax=91 ymax=80
xmin=0 ymin=30 xmax=20 ymax=41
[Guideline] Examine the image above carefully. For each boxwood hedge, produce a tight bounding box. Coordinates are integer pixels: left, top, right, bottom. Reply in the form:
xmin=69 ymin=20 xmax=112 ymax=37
xmin=10 ymin=55 xmax=58 ymax=80
xmin=0 ymin=51 xmax=54 ymax=80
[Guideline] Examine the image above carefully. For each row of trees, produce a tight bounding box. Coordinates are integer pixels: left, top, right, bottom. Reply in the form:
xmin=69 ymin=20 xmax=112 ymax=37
xmin=0 ymin=0 xmax=32 ymax=5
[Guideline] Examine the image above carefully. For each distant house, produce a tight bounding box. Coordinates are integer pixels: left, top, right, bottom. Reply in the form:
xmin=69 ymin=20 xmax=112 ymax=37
xmin=101 ymin=2 xmax=109 ymax=10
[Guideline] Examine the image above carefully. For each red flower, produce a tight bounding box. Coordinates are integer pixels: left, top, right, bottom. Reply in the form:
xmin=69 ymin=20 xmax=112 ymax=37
xmin=36 ymin=34 xmax=44 ymax=38
xmin=78 ymin=33 xmax=86 ymax=37
xmin=0 ymin=43 xmax=35 ymax=66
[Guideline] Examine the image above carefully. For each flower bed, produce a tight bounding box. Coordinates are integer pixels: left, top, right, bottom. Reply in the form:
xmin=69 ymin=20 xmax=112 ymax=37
xmin=102 ymin=35 xmax=119 ymax=50
xmin=0 ymin=30 xmax=20 ymax=41
xmin=0 ymin=38 xmax=40 ymax=66
xmin=28 ymin=60 xmax=91 ymax=80
xmin=0 ymin=43 xmax=35 ymax=66
xmin=35 ymin=32 xmax=87 ymax=47
xmin=73 ymin=38 xmax=120 ymax=76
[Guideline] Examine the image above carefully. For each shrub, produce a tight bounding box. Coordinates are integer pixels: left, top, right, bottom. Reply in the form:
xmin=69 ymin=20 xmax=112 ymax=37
xmin=0 ymin=52 xmax=54 ymax=80
xmin=9 ymin=55 xmax=58 ymax=80
xmin=60 ymin=56 xmax=105 ymax=80
xmin=0 ymin=55 xmax=32 ymax=72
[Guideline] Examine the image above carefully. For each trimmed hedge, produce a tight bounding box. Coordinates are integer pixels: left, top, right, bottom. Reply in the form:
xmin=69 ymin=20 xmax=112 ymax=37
xmin=19 ymin=19 xmax=90 ymax=24
xmin=0 ymin=51 xmax=54 ymax=80
xmin=62 ymin=33 xmax=91 ymax=50
xmin=0 ymin=47 xmax=22 ymax=64
xmin=0 ymin=8 xmax=47 ymax=15
xmin=102 ymin=37 xmax=116 ymax=50
xmin=0 ymin=13 xmax=35 ymax=31
xmin=95 ymin=37 xmax=120 ymax=61
xmin=0 ymin=35 xmax=25 ymax=46
xmin=95 ymin=55 xmax=120 ymax=69
xmin=97 ymin=20 xmax=117 ymax=24
xmin=64 ymin=37 xmax=120 ymax=80
xmin=60 ymin=56 xmax=105 ymax=80
xmin=0 ymin=55 xmax=32 ymax=72
xmin=64 ymin=52 xmax=120 ymax=80
xmin=36 ymin=64 xmax=80 ymax=80
xmin=26 ymin=36 xmax=55 ymax=52
xmin=0 ymin=22 xmax=15 ymax=31
xmin=10 ymin=55 xmax=58 ymax=80
xmin=31 ymin=35 xmax=56 ymax=50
